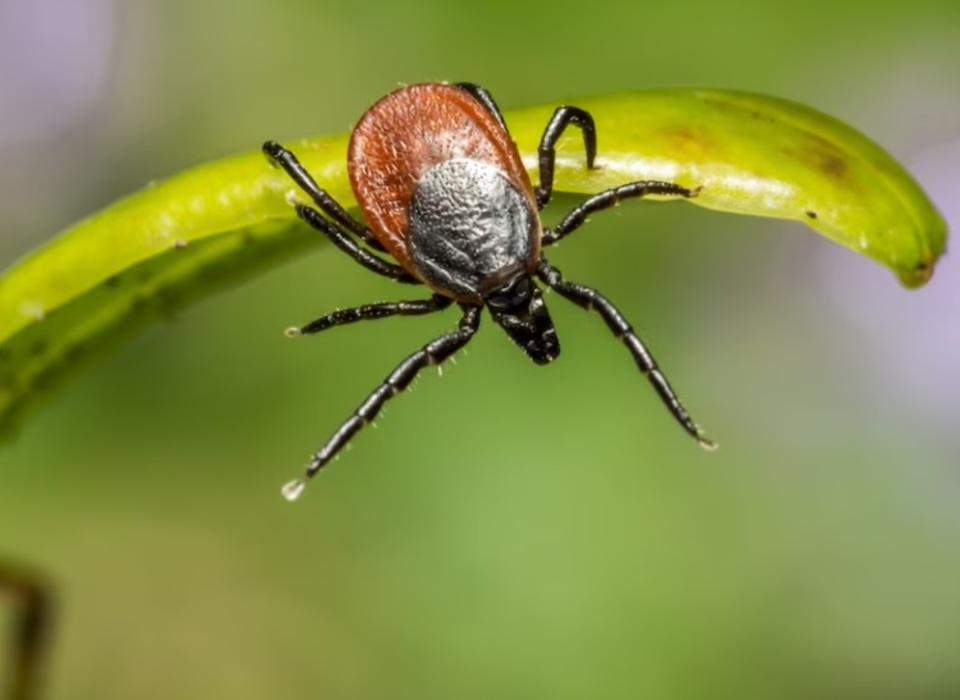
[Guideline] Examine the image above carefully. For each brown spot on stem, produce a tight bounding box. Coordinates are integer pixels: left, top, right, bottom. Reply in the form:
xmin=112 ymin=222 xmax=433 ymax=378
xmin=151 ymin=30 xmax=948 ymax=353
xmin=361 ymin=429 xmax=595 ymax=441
xmin=662 ymin=126 xmax=715 ymax=160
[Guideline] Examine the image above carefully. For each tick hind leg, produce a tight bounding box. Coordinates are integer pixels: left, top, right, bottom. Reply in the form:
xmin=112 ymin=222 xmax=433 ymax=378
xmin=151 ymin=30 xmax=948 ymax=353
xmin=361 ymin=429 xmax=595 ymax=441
xmin=291 ymin=204 xmax=420 ymax=283
xmin=536 ymin=259 xmax=715 ymax=449
xmin=535 ymin=106 xmax=597 ymax=209
xmin=264 ymin=142 xmax=419 ymax=283
xmin=282 ymin=304 xmax=482 ymax=501
xmin=263 ymin=140 xmax=387 ymax=253
xmin=1 ymin=562 xmax=53 ymax=700
xmin=454 ymin=83 xmax=510 ymax=134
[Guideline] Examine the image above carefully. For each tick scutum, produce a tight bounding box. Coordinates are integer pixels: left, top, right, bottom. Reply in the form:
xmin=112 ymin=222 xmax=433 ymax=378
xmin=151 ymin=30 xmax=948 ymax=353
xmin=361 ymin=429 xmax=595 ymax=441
xmin=408 ymin=158 xmax=538 ymax=302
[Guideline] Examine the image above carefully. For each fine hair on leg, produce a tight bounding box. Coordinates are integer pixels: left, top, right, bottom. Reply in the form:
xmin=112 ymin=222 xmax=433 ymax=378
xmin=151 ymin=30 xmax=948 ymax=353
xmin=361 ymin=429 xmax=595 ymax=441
xmin=536 ymin=258 xmax=714 ymax=448
xmin=282 ymin=304 xmax=483 ymax=500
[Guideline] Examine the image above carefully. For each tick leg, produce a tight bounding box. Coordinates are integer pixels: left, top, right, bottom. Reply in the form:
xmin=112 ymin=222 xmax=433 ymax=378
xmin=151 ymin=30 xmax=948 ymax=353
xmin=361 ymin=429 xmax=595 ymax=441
xmin=296 ymin=205 xmax=420 ymax=284
xmin=454 ymin=83 xmax=510 ymax=134
xmin=282 ymin=305 xmax=482 ymax=500
xmin=1 ymin=562 xmax=53 ymax=700
xmin=536 ymin=259 xmax=715 ymax=449
xmin=262 ymin=140 xmax=387 ymax=253
xmin=542 ymin=181 xmax=699 ymax=246
xmin=289 ymin=294 xmax=453 ymax=336
xmin=535 ymin=106 xmax=597 ymax=209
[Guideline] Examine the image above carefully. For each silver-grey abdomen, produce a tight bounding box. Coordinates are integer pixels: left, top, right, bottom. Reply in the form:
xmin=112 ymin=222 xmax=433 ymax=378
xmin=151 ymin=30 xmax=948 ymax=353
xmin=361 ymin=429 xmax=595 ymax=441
xmin=408 ymin=158 xmax=537 ymax=301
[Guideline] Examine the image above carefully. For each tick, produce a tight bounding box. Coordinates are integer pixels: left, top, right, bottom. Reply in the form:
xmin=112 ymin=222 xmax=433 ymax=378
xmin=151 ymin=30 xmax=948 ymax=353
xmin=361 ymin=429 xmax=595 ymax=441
xmin=264 ymin=82 xmax=714 ymax=501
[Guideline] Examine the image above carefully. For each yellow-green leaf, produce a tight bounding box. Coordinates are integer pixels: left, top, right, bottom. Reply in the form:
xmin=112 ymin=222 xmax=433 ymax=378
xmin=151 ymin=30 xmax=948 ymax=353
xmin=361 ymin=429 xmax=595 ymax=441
xmin=0 ymin=88 xmax=947 ymax=436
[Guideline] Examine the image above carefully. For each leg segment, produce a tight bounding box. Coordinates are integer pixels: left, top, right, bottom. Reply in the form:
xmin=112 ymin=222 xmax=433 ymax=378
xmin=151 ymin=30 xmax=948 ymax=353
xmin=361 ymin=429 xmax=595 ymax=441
xmin=265 ymin=140 xmax=419 ymax=282
xmin=290 ymin=294 xmax=453 ymax=335
xmin=542 ymin=181 xmax=699 ymax=246
xmin=1 ymin=562 xmax=53 ymax=700
xmin=282 ymin=304 xmax=483 ymax=500
xmin=263 ymin=140 xmax=386 ymax=252
xmin=454 ymin=83 xmax=510 ymax=134
xmin=295 ymin=205 xmax=420 ymax=284
xmin=536 ymin=259 xmax=714 ymax=449
xmin=535 ymin=106 xmax=597 ymax=209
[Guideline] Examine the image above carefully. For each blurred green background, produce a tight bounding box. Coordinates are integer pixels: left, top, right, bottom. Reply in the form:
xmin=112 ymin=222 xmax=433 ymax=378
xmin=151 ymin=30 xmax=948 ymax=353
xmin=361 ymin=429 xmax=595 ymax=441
xmin=2 ymin=0 xmax=960 ymax=698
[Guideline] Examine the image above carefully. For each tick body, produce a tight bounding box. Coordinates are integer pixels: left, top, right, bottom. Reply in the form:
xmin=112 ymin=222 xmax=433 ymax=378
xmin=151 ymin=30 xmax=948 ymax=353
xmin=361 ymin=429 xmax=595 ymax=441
xmin=351 ymin=84 xmax=541 ymax=304
xmin=264 ymin=82 xmax=714 ymax=500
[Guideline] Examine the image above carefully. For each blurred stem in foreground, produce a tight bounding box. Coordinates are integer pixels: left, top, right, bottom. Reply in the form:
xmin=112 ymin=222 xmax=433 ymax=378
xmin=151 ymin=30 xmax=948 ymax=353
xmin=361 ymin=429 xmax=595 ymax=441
xmin=1 ymin=561 xmax=53 ymax=700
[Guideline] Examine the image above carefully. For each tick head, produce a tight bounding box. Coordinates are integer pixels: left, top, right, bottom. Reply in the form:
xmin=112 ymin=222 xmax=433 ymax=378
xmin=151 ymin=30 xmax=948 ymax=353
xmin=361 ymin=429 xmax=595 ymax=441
xmin=486 ymin=273 xmax=560 ymax=365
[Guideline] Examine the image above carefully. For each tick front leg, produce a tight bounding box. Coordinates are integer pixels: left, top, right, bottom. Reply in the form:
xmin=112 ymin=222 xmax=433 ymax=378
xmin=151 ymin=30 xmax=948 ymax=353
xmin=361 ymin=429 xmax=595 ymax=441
xmin=542 ymin=181 xmax=699 ymax=246
xmin=536 ymin=259 xmax=715 ymax=449
xmin=535 ymin=106 xmax=597 ymax=209
xmin=281 ymin=304 xmax=482 ymax=501
xmin=1 ymin=562 xmax=53 ymax=700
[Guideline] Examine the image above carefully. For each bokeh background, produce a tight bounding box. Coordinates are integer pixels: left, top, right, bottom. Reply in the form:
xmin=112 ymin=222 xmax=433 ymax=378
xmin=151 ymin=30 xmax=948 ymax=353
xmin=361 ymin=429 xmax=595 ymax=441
xmin=2 ymin=0 xmax=959 ymax=698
